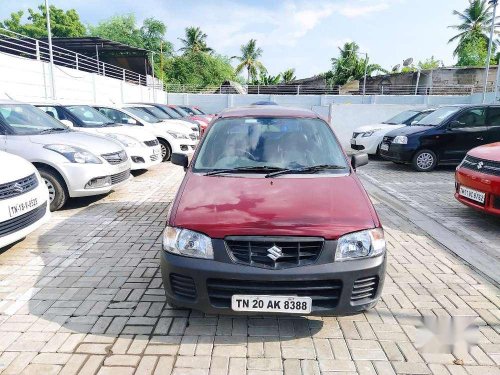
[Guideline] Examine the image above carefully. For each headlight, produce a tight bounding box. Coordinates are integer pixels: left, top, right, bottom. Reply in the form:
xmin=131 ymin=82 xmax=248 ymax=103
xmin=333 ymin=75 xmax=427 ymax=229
xmin=167 ymin=131 xmax=189 ymax=139
xmin=335 ymin=228 xmax=385 ymax=261
xmin=107 ymin=133 xmax=142 ymax=147
xmin=362 ymin=129 xmax=381 ymax=137
xmin=162 ymin=226 xmax=214 ymax=259
xmin=44 ymin=144 xmax=102 ymax=164
xmin=393 ymin=136 xmax=408 ymax=144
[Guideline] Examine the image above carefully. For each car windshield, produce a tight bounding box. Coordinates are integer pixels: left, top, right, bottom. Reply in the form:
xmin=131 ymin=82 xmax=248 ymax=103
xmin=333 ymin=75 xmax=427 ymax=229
xmin=193 ymin=117 xmax=349 ymax=173
xmin=171 ymin=106 xmax=190 ymax=117
xmin=383 ymin=110 xmax=419 ymax=125
xmin=126 ymin=107 xmax=162 ymax=123
xmin=0 ymin=104 xmax=68 ymax=135
xmin=192 ymin=108 xmax=205 ymax=115
xmin=66 ymin=105 xmax=115 ymax=127
xmin=141 ymin=106 xmax=171 ymax=120
xmin=180 ymin=106 xmax=196 ymax=115
xmin=409 ymin=110 xmax=434 ymax=124
xmin=156 ymin=105 xmax=183 ymax=119
xmin=417 ymin=106 xmax=462 ymax=126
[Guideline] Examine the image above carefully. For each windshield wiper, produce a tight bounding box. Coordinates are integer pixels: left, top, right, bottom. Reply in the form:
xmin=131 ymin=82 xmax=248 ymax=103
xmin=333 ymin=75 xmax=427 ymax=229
xmin=38 ymin=128 xmax=67 ymax=134
xmin=204 ymin=166 xmax=286 ymax=176
xmin=265 ymin=164 xmax=346 ymax=178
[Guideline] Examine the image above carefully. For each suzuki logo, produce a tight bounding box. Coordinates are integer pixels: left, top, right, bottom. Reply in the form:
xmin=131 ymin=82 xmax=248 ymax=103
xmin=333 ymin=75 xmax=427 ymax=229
xmin=477 ymin=161 xmax=483 ymax=170
xmin=12 ymin=183 xmax=23 ymax=193
xmin=267 ymin=245 xmax=283 ymax=261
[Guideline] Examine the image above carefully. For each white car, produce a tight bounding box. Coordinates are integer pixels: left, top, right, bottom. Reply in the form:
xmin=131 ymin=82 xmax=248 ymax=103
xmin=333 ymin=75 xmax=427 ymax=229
xmin=0 ymin=101 xmax=131 ymax=211
xmin=350 ymin=109 xmax=435 ymax=155
xmin=0 ymin=150 xmax=51 ymax=249
xmin=94 ymin=104 xmax=198 ymax=162
xmin=34 ymin=103 xmax=162 ymax=171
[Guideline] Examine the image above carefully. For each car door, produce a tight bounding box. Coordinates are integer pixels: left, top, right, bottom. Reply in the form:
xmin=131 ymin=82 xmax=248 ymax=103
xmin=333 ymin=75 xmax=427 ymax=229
xmin=0 ymin=124 xmax=7 ymax=150
xmin=485 ymin=106 xmax=500 ymax=144
xmin=441 ymin=107 xmax=489 ymax=162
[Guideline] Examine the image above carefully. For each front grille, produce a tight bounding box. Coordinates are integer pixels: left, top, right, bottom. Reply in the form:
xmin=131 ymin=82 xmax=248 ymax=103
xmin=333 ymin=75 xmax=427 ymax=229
xmin=150 ymin=154 xmax=159 ymax=162
xmin=382 ymin=136 xmax=395 ymax=143
xmin=0 ymin=202 xmax=47 ymax=238
xmin=101 ymin=151 xmax=128 ymax=165
xmin=225 ymin=237 xmax=324 ymax=269
xmin=207 ymin=278 xmax=342 ymax=310
xmin=351 ymin=276 xmax=379 ymax=303
xmin=0 ymin=173 xmax=38 ymax=201
xmin=461 ymin=155 xmax=500 ymax=177
xmin=144 ymin=139 xmax=159 ymax=147
xmin=189 ymin=133 xmax=198 ymax=141
xmin=110 ymin=169 xmax=130 ymax=185
xmin=170 ymin=274 xmax=197 ymax=300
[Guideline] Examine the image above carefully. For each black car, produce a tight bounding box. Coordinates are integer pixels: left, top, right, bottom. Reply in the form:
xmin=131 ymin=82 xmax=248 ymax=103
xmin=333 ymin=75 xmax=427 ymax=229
xmin=379 ymin=105 xmax=500 ymax=171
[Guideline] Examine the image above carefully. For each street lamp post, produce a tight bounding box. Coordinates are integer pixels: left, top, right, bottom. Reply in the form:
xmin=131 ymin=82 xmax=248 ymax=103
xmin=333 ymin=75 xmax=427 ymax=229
xmin=482 ymin=0 xmax=498 ymax=103
xmin=362 ymin=52 xmax=368 ymax=96
xmin=45 ymin=0 xmax=56 ymax=99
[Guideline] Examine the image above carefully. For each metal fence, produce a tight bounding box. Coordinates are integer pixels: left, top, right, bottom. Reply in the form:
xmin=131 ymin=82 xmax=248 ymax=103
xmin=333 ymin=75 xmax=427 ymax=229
xmin=0 ymin=27 xmax=148 ymax=86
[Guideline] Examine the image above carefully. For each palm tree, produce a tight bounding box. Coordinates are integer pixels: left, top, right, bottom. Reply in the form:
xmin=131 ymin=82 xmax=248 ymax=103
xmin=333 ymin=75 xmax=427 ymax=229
xmin=448 ymin=0 xmax=496 ymax=55
xmin=232 ymin=39 xmax=266 ymax=83
xmin=178 ymin=27 xmax=213 ymax=54
xmin=281 ymin=68 xmax=296 ymax=83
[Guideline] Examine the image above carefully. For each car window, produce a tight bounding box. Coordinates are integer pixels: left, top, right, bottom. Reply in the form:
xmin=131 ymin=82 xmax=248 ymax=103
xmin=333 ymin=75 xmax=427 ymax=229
xmin=38 ymin=106 xmax=63 ymax=120
xmin=454 ymin=108 xmax=486 ymax=128
xmin=0 ymin=104 xmax=68 ymax=135
xmin=487 ymin=107 xmax=500 ymax=126
xmin=66 ymin=105 xmax=115 ymax=127
xmin=383 ymin=110 xmax=419 ymax=125
xmin=181 ymin=106 xmax=196 ymax=115
xmin=410 ymin=110 xmax=434 ymax=124
xmin=171 ymin=106 xmax=190 ymax=117
xmin=157 ymin=105 xmax=182 ymax=118
xmin=417 ymin=106 xmax=462 ymax=126
xmin=194 ymin=117 xmax=348 ymax=172
xmin=97 ymin=107 xmax=133 ymax=125
xmin=126 ymin=107 xmax=161 ymax=123
xmin=141 ymin=106 xmax=172 ymax=120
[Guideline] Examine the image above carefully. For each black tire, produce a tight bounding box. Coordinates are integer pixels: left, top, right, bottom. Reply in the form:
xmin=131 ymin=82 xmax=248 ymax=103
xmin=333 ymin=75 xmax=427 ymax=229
xmin=159 ymin=139 xmax=172 ymax=162
xmin=411 ymin=149 xmax=437 ymax=172
xmin=39 ymin=168 xmax=68 ymax=211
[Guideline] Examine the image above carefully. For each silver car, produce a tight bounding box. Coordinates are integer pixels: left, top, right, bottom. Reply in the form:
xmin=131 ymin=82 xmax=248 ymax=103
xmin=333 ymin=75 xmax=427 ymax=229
xmin=0 ymin=100 xmax=131 ymax=211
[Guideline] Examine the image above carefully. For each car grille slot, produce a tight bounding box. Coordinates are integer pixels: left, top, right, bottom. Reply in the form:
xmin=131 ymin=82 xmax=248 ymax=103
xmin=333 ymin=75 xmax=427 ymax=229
xmin=101 ymin=151 xmax=128 ymax=165
xmin=351 ymin=276 xmax=379 ymax=302
xmin=170 ymin=273 xmax=197 ymax=300
xmin=144 ymin=139 xmax=159 ymax=147
xmin=150 ymin=154 xmax=159 ymax=162
xmin=462 ymin=156 xmax=500 ymax=177
xmin=0 ymin=173 xmax=38 ymax=201
xmin=110 ymin=169 xmax=130 ymax=185
xmin=0 ymin=201 xmax=47 ymax=238
xmin=382 ymin=136 xmax=395 ymax=143
xmin=207 ymin=278 xmax=342 ymax=310
xmin=189 ymin=133 xmax=198 ymax=141
xmin=225 ymin=237 xmax=324 ymax=269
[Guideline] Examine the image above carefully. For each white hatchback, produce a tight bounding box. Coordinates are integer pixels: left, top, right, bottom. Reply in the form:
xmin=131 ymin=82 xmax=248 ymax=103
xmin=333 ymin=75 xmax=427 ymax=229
xmin=0 ymin=150 xmax=50 ymax=249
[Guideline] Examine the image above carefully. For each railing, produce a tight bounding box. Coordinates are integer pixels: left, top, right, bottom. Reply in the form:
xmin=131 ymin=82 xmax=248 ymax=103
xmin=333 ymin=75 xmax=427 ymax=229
xmin=0 ymin=27 xmax=148 ymax=86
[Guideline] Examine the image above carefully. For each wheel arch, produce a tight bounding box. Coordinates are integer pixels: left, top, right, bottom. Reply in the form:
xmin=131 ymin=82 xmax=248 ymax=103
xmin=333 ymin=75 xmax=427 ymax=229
xmin=32 ymin=162 xmax=70 ymax=194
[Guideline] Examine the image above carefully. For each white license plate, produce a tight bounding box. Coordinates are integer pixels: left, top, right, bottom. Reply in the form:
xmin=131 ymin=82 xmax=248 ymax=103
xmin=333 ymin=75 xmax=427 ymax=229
xmin=459 ymin=186 xmax=485 ymax=204
xmin=8 ymin=197 xmax=39 ymax=218
xmin=380 ymin=144 xmax=389 ymax=151
xmin=232 ymin=295 xmax=312 ymax=314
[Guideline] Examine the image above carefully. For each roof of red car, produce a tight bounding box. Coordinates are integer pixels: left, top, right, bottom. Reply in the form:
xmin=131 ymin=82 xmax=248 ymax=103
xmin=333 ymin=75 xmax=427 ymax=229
xmin=218 ymin=105 xmax=320 ymax=119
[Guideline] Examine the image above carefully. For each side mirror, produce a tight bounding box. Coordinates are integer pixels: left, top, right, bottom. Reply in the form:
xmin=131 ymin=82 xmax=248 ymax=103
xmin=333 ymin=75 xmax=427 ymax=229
xmin=126 ymin=118 xmax=137 ymax=125
xmin=448 ymin=120 xmax=461 ymax=129
xmin=410 ymin=120 xmax=418 ymax=125
xmin=60 ymin=119 xmax=74 ymax=128
xmin=351 ymin=153 xmax=369 ymax=169
xmin=171 ymin=153 xmax=189 ymax=169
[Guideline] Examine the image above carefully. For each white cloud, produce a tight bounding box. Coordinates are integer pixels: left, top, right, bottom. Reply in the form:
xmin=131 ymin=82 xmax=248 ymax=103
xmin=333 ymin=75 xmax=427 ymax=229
xmin=338 ymin=3 xmax=390 ymax=18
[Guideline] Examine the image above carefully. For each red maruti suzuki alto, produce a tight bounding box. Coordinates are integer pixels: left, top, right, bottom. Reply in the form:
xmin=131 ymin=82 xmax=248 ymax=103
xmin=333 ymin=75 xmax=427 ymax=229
xmin=161 ymin=105 xmax=386 ymax=315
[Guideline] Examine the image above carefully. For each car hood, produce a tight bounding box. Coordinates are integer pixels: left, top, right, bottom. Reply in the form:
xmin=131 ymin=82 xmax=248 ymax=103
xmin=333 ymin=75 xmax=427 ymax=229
xmin=28 ymin=130 xmax=124 ymax=154
xmin=158 ymin=120 xmax=195 ymax=133
xmin=385 ymin=125 xmax=432 ymax=137
xmin=354 ymin=123 xmax=404 ymax=133
xmin=468 ymin=142 xmax=500 ymax=162
xmin=171 ymin=173 xmax=378 ymax=239
xmin=91 ymin=125 xmax=157 ymax=142
xmin=0 ymin=150 xmax=36 ymax=183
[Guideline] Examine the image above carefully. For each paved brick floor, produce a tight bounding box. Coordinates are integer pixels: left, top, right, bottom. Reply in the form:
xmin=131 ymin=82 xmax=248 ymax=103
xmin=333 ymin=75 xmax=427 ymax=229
xmin=0 ymin=162 xmax=498 ymax=375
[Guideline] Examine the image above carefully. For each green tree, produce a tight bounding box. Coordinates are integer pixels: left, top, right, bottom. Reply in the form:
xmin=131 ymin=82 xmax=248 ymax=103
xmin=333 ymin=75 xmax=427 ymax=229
xmin=232 ymin=39 xmax=266 ymax=83
xmin=163 ymin=52 xmax=237 ymax=87
xmin=281 ymin=68 xmax=296 ymax=83
xmin=0 ymin=4 xmax=85 ymax=38
xmin=252 ymin=72 xmax=282 ymax=85
xmin=418 ymin=56 xmax=441 ymax=70
xmin=178 ymin=27 xmax=213 ymax=54
xmin=456 ymin=32 xmax=491 ymax=65
xmin=327 ymin=42 xmax=386 ymax=85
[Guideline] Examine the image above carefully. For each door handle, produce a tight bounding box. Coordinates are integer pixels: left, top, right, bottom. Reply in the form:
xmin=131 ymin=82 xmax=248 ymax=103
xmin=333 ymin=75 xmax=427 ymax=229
xmin=476 ymin=137 xmax=484 ymax=140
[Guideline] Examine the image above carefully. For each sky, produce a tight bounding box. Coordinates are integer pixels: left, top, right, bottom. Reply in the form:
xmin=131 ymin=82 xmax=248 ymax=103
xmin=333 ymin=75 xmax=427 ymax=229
xmin=1 ymin=0 xmax=464 ymax=79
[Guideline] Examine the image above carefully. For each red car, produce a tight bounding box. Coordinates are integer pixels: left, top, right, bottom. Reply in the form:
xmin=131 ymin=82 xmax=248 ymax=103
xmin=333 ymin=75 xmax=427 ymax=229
xmin=168 ymin=105 xmax=210 ymax=132
xmin=161 ymin=105 xmax=386 ymax=316
xmin=455 ymin=142 xmax=500 ymax=216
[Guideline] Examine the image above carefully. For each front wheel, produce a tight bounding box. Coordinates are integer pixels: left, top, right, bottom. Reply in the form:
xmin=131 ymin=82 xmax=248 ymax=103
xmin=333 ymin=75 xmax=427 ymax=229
xmin=39 ymin=168 xmax=68 ymax=211
xmin=159 ymin=140 xmax=172 ymax=162
xmin=412 ymin=150 xmax=437 ymax=172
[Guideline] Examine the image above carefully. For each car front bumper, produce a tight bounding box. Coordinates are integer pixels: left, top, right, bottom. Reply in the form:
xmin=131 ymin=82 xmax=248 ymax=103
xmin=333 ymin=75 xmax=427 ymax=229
xmin=160 ymin=244 xmax=386 ymax=316
xmin=379 ymin=144 xmax=415 ymax=162
xmin=128 ymin=145 xmax=162 ymax=170
xmin=350 ymin=136 xmax=381 ymax=155
xmin=455 ymin=167 xmax=500 ymax=216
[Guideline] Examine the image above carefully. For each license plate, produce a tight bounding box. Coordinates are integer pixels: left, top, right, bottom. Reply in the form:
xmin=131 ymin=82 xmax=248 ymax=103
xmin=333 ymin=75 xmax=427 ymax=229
xmin=231 ymin=295 xmax=312 ymax=314
xmin=380 ymin=144 xmax=389 ymax=151
xmin=459 ymin=186 xmax=485 ymax=204
xmin=8 ymin=197 xmax=38 ymax=218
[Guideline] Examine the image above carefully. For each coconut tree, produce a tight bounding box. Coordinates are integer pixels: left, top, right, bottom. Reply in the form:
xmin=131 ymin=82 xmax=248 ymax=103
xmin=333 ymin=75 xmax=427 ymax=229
xmin=448 ymin=0 xmax=497 ymax=56
xmin=178 ymin=26 xmax=213 ymax=54
xmin=232 ymin=39 xmax=266 ymax=83
xmin=281 ymin=68 xmax=296 ymax=83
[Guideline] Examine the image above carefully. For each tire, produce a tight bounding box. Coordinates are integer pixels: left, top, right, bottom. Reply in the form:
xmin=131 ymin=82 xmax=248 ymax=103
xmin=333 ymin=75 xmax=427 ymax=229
xmin=39 ymin=168 xmax=68 ymax=211
xmin=159 ymin=139 xmax=172 ymax=162
xmin=411 ymin=149 xmax=437 ymax=172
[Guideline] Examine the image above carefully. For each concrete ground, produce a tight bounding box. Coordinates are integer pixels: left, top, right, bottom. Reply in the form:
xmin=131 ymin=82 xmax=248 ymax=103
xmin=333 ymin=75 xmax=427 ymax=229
xmin=0 ymin=162 xmax=498 ymax=375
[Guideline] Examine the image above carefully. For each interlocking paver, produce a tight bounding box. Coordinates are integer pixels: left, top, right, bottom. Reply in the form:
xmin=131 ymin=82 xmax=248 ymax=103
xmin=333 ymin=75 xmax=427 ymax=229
xmin=0 ymin=162 xmax=497 ymax=374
